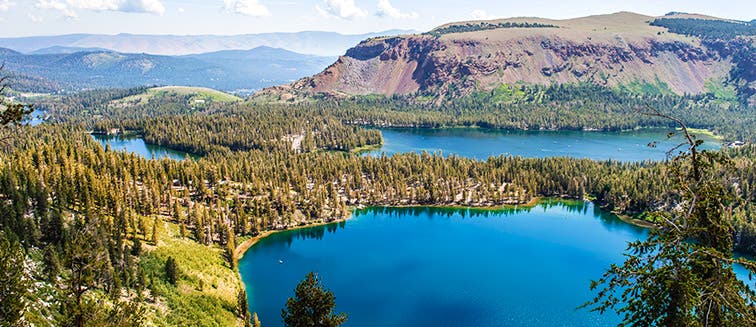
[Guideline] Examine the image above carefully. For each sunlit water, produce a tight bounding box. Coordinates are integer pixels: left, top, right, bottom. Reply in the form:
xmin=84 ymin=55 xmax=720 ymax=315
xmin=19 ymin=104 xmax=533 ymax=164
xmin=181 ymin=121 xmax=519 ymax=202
xmin=364 ymin=128 xmax=721 ymax=161
xmin=91 ymin=134 xmax=194 ymax=160
xmin=241 ymin=201 xmax=646 ymax=327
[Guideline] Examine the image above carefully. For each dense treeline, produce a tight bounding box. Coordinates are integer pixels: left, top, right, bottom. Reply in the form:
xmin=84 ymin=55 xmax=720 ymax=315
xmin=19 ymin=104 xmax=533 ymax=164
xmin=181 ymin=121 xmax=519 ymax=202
xmin=1 ymin=126 xmax=755 ymax=325
xmin=131 ymin=110 xmax=382 ymax=155
xmin=427 ymin=21 xmax=558 ymax=37
xmin=33 ymin=86 xmax=206 ymax=125
xmin=3 ymin=124 xmax=755 ymax=258
xmin=35 ymin=83 xmax=756 ymax=142
xmin=650 ymin=18 xmax=755 ymax=103
xmin=326 ymin=84 xmax=756 ymax=141
xmin=4 ymin=84 xmax=756 ymax=325
xmin=651 ymin=18 xmax=755 ymax=40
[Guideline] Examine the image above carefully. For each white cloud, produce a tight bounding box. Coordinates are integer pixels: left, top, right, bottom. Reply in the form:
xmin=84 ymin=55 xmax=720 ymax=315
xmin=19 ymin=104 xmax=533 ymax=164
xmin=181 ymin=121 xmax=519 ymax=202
xmin=224 ymin=0 xmax=270 ymax=17
xmin=36 ymin=0 xmax=66 ymax=10
xmin=375 ymin=0 xmax=416 ymax=19
xmin=0 ymin=0 xmax=15 ymax=12
xmin=28 ymin=13 xmax=43 ymax=22
xmin=316 ymin=0 xmax=366 ymax=19
xmin=471 ymin=9 xmax=497 ymax=20
xmin=35 ymin=0 xmax=166 ymax=16
xmin=36 ymin=0 xmax=77 ymax=17
xmin=119 ymin=0 xmax=165 ymax=14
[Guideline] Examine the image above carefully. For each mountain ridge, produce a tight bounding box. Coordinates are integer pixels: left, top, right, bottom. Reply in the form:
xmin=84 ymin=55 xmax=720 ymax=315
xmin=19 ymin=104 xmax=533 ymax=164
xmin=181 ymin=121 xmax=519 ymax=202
xmin=0 ymin=46 xmax=336 ymax=93
xmin=0 ymin=30 xmax=416 ymax=57
xmin=257 ymin=12 xmax=754 ymax=103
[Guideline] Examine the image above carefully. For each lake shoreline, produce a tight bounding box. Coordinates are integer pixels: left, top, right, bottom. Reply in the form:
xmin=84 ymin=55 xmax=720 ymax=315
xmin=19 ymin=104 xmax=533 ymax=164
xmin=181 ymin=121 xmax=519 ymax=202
xmin=235 ymin=196 xmax=556 ymax=259
xmin=367 ymin=124 xmax=723 ymax=138
xmin=614 ymin=213 xmax=656 ymax=229
xmin=238 ymin=199 xmax=646 ymax=326
xmin=358 ymin=196 xmax=544 ymax=212
xmin=234 ymin=217 xmax=352 ymax=260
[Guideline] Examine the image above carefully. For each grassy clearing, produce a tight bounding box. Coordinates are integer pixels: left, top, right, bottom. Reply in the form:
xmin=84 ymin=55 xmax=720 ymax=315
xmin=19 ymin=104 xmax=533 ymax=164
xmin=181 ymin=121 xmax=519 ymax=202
xmin=617 ymin=77 xmax=674 ymax=96
xmin=679 ymin=127 xmax=725 ymax=141
xmin=110 ymin=86 xmax=241 ymax=107
xmin=150 ymin=86 xmax=242 ymax=103
xmin=140 ymin=217 xmax=243 ymax=326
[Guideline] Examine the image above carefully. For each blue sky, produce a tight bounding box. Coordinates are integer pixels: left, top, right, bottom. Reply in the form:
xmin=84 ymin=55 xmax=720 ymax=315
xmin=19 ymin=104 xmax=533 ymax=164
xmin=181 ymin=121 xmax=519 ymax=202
xmin=1 ymin=0 xmax=754 ymax=37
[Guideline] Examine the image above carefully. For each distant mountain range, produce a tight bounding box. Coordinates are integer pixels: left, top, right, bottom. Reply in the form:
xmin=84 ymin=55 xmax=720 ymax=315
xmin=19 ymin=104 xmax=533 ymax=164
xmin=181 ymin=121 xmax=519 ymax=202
xmin=0 ymin=30 xmax=415 ymax=57
xmin=0 ymin=46 xmax=336 ymax=93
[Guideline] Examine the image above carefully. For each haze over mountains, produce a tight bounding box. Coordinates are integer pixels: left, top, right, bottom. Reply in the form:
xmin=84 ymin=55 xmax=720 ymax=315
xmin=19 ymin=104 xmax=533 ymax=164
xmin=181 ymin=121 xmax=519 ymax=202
xmin=0 ymin=46 xmax=335 ymax=93
xmin=0 ymin=30 xmax=415 ymax=57
xmin=3 ymin=12 xmax=753 ymax=102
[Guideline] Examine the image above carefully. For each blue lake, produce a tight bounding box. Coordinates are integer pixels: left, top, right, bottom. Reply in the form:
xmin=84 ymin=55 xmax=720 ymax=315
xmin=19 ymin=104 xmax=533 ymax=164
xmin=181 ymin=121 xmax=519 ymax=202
xmin=365 ymin=128 xmax=722 ymax=161
xmin=240 ymin=201 xmax=646 ymax=327
xmin=91 ymin=134 xmax=194 ymax=160
xmin=88 ymin=127 xmax=721 ymax=162
xmin=26 ymin=109 xmax=46 ymax=126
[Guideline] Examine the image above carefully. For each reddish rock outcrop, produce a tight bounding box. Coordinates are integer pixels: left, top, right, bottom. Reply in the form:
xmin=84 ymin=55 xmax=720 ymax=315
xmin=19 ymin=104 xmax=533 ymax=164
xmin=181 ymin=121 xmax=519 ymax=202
xmin=260 ymin=12 xmax=744 ymax=100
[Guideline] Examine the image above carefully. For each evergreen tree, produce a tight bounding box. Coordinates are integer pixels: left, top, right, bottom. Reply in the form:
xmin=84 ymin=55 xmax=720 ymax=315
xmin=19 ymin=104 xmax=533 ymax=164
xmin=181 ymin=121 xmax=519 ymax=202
xmin=252 ymin=312 xmax=262 ymax=327
xmin=164 ymin=256 xmax=178 ymax=285
xmin=63 ymin=219 xmax=109 ymax=327
xmin=0 ymin=66 xmax=34 ymax=131
xmin=151 ymin=217 xmax=159 ymax=246
xmin=131 ymin=239 xmax=142 ymax=256
xmin=0 ymin=231 xmax=28 ymax=326
xmin=238 ymin=288 xmax=251 ymax=326
xmin=281 ymin=272 xmax=346 ymax=327
xmin=43 ymin=245 xmax=60 ymax=282
xmin=585 ymin=112 xmax=756 ymax=325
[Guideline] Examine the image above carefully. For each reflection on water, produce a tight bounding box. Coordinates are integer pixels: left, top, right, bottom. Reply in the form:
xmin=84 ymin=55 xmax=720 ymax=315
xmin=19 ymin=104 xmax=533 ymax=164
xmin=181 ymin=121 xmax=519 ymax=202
xmin=239 ymin=200 xmax=649 ymax=327
xmin=91 ymin=134 xmax=195 ymax=161
xmin=365 ymin=128 xmax=722 ymax=162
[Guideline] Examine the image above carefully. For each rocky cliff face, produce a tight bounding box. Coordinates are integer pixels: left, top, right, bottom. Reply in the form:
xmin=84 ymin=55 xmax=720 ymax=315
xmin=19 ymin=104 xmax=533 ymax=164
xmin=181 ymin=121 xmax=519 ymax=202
xmin=260 ymin=12 xmax=750 ymax=100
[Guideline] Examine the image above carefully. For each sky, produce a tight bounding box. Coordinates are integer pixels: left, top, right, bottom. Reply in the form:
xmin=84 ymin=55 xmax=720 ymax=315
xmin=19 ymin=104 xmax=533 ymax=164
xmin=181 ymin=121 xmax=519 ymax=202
xmin=0 ymin=0 xmax=754 ymax=37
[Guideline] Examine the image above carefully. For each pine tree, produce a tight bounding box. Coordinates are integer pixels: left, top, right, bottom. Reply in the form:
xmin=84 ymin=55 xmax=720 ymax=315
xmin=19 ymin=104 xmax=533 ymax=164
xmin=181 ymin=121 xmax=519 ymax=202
xmin=131 ymin=238 xmax=142 ymax=256
xmin=281 ymin=272 xmax=347 ymax=327
xmin=43 ymin=244 xmax=60 ymax=282
xmin=0 ymin=231 xmax=28 ymax=326
xmin=585 ymin=112 xmax=756 ymax=325
xmin=252 ymin=312 xmax=262 ymax=327
xmin=151 ymin=217 xmax=159 ymax=246
xmin=164 ymin=256 xmax=178 ymax=285
xmin=238 ymin=288 xmax=251 ymax=326
xmin=0 ymin=65 xmax=34 ymax=139
xmin=63 ymin=219 xmax=109 ymax=327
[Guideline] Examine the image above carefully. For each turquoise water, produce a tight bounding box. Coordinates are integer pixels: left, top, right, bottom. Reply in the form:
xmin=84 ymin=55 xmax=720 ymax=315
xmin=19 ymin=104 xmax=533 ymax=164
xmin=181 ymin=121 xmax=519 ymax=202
xmin=91 ymin=134 xmax=194 ymax=160
xmin=364 ymin=128 xmax=722 ymax=161
xmin=239 ymin=201 xmax=648 ymax=327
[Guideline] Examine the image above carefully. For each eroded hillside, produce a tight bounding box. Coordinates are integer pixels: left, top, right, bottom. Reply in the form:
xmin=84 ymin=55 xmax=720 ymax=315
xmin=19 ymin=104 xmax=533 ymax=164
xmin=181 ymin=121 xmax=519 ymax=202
xmin=261 ymin=12 xmax=754 ymax=101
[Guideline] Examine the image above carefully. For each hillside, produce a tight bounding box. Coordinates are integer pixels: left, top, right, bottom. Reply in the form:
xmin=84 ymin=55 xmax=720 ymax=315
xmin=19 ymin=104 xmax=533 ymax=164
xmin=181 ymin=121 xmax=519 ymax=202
xmin=261 ymin=12 xmax=755 ymax=102
xmin=0 ymin=30 xmax=414 ymax=57
xmin=108 ymin=86 xmax=241 ymax=108
xmin=0 ymin=47 xmax=334 ymax=93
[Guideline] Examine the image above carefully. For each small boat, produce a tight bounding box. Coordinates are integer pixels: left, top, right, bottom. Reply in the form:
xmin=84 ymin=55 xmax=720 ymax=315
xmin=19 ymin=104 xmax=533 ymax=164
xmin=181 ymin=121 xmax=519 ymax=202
xmin=278 ymin=259 xmax=284 ymax=264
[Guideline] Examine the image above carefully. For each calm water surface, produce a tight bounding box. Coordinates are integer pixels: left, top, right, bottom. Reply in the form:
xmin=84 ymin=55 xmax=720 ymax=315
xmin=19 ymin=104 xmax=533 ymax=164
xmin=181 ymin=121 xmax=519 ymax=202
xmin=26 ymin=110 xmax=46 ymax=126
xmin=364 ymin=128 xmax=721 ymax=161
xmin=91 ymin=134 xmax=194 ymax=160
xmin=239 ymin=201 xmax=647 ymax=327
xmin=89 ymin=128 xmax=721 ymax=162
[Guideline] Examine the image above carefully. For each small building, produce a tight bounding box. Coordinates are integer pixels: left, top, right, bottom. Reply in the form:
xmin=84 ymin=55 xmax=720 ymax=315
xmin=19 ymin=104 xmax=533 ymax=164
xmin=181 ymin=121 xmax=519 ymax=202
xmin=728 ymin=141 xmax=746 ymax=148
